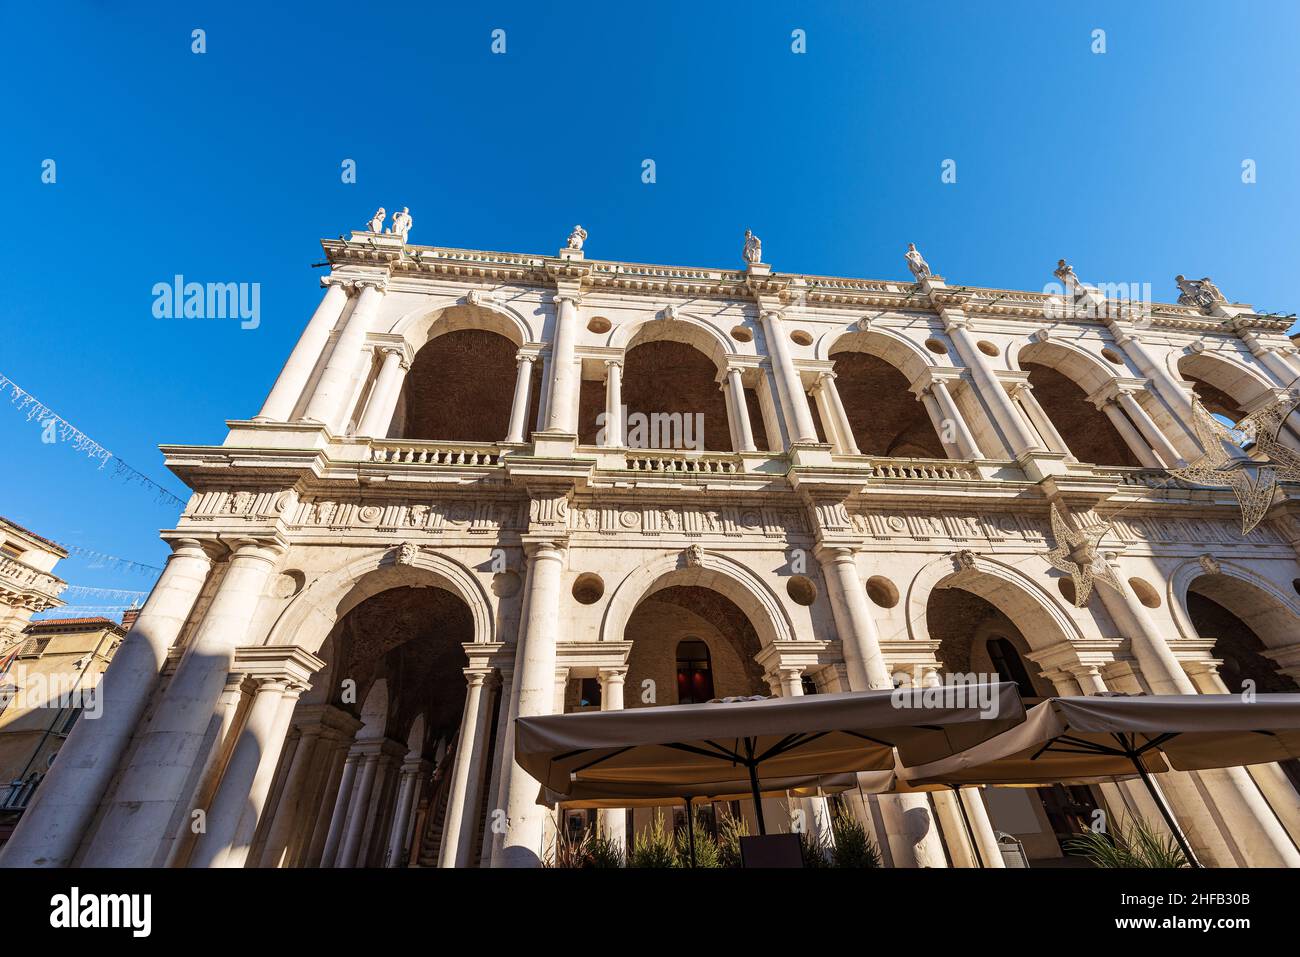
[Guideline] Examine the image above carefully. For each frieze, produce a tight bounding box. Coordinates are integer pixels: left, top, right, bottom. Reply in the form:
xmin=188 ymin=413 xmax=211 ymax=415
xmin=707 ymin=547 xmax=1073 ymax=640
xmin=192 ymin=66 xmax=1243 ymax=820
xmin=281 ymin=497 xmax=527 ymax=534
xmin=564 ymin=502 xmax=808 ymax=538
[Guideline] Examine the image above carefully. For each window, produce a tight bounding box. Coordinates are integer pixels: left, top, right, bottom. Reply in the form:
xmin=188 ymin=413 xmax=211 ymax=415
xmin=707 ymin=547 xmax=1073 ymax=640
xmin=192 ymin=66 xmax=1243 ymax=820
xmin=986 ymin=637 xmax=1037 ymax=699
xmin=577 ymin=677 xmax=602 ymax=710
xmin=800 ymin=675 xmax=819 ymax=696
xmin=675 ymin=639 xmax=714 ymax=704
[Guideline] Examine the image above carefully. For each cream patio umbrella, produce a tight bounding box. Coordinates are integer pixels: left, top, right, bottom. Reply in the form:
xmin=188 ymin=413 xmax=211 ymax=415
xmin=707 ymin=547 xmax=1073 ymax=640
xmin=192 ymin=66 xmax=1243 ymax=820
xmin=901 ymin=693 xmax=1300 ymax=867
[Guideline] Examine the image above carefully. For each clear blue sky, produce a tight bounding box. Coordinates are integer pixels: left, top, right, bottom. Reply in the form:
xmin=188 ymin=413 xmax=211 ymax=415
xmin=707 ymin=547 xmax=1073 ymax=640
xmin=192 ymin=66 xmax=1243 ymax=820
xmin=3 ymin=1 xmax=1298 ymax=612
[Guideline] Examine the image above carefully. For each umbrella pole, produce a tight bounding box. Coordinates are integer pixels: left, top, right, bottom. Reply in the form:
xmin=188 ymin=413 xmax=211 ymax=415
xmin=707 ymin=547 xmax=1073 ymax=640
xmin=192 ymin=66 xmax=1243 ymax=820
xmin=1131 ymin=756 xmax=1201 ymax=869
xmin=685 ymin=796 xmax=696 ymax=868
xmin=745 ymin=741 xmax=767 ymax=836
xmin=951 ymin=786 xmax=984 ymax=868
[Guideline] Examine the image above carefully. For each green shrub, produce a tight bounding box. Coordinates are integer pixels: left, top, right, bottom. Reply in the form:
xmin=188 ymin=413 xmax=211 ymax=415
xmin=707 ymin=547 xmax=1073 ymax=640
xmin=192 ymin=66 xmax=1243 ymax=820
xmin=629 ymin=812 xmax=680 ymax=868
xmin=674 ymin=811 xmax=723 ymax=868
xmin=715 ymin=808 xmax=750 ymax=868
xmin=830 ymin=810 xmax=882 ymax=868
xmin=1063 ymin=816 xmax=1190 ymax=869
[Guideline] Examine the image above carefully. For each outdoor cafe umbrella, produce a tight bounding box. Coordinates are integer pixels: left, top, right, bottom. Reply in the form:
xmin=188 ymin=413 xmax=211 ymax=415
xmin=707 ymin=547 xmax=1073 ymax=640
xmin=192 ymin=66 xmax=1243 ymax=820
xmin=901 ymin=693 xmax=1300 ymax=867
xmin=515 ymin=682 xmax=1025 ymax=835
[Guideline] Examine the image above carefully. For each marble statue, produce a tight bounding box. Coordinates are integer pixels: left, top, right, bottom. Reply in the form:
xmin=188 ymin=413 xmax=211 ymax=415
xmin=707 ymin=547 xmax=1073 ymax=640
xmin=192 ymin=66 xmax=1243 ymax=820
xmin=367 ymin=208 xmax=386 ymax=233
xmin=1176 ymin=275 xmax=1225 ymax=310
xmin=567 ymin=225 xmax=588 ymax=250
xmin=388 ymin=207 xmax=413 ymax=242
xmin=905 ymin=242 xmax=931 ymax=281
xmin=742 ymin=229 xmax=762 ymax=265
xmin=1054 ymin=258 xmax=1080 ymax=291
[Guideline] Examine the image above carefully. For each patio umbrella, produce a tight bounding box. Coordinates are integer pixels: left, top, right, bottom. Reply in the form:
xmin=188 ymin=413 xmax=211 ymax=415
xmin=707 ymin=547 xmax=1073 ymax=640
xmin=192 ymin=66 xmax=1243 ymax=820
xmin=515 ymin=683 xmax=1025 ymax=835
xmin=902 ymin=694 xmax=1300 ymax=867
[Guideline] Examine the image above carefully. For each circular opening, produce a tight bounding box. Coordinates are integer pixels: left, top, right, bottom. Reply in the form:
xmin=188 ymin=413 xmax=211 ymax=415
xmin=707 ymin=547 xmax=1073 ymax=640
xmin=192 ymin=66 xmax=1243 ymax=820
xmin=977 ymin=340 xmax=1000 ymax=357
xmin=1128 ymin=577 xmax=1161 ymax=608
xmin=924 ymin=338 xmax=949 ymax=355
xmin=866 ymin=575 xmax=899 ymax=608
xmin=586 ymin=316 xmax=612 ymax=334
xmin=789 ymin=329 xmax=813 ymax=347
xmin=1057 ymin=577 xmax=1078 ymax=605
xmin=786 ymin=575 xmax=818 ymax=606
xmin=572 ymin=572 xmax=605 ymax=605
xmin=273 ymin=570 xmax=306 ymax=599
xmin=1101 ymin=347 xmax=1124 ymax=365
xmin=492 ymin=571 xmax=521 ymax=599
xmin=730 ymin=325 xmax=753 ymax=343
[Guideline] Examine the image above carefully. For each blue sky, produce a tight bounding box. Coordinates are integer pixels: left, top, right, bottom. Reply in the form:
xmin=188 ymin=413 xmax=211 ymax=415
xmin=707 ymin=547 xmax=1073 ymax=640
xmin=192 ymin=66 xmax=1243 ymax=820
xmin=3 ymin=1 xmax=1298 ymax=613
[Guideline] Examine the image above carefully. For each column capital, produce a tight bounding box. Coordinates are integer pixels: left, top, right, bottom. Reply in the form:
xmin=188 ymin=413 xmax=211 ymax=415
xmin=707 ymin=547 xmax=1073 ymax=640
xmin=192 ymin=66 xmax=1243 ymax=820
xmin=598 ymin=666 xmax=628 ymax=685
xmin=232 ymin=644 xmax=327 ymax=686
xmin=522 ymin=538 xmax=568 ymax=562
xmin=320 ymin=275 xmax=354 ymax=291
xmin=603 ymin=357 xmax=623 ymax=371
xmin=552 ymin=291 xmax=582 ymax=307
xmin=352 ymin=277 xmax=389 ymax=294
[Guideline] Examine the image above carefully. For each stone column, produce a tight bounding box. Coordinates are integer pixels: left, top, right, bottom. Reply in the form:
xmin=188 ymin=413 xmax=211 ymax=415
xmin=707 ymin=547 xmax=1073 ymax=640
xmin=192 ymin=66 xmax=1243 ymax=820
xmin=930 ymin=790 xmax=979 ymax=867
xmin=725 ymin=368 xmax=757 ymax=453
xmin=500 ymin=541 xmax=565 ymax=866
xmin=1010 ymin=381 xmax=1070 ymax=455
xmin=596 ymin=668 xmax=628 ymax=855
xmin=959 ymin=787 xmax=1005 ymax=867
xmin=439 ymin=669 xmax=495 ymax=868
xmin=775 ymin=667 xmax=834 ymax=851
xmin=384 ymin=760 xmax=422 ymax=867
xmin=320 ymin=751 xmax=360 ymax=867
xmin=303 ymin=279 xmax=386 ymax=429
xmin=601 ymin=359 xmax=623 ymax=448
xmin=356 ymin=345 xmax=409 ymax=438
xmin=337 ymin=748 xmax=380 ymax=867
xmin=1116 ymin=389 xmax=1184 ymax=467
xmin=925 ymin=379 xmax=981 ymax=459
xmin=504 ymin=353 xmax=536 ymax=444
xmin=0 ymin=538 xmax=212 ymax=868
xmin=1096 ymin=398 xmax=1163 ymax=468
xmin=83 ymin=539 xmax=281 ymax=868
xmin=943 ymin=314 xmax=1040 ymax=455
xmin=760 ymin=311 xmax=818 ymax=443
xmin=545 ymin=294 xmax=581 ymax=434
xmin=815 ymin=545 xmax=946 ymax=867
xmin=257 ymin=278 xmax=349 ymax=422
xmin=188 ymin=676 xmax=291 ymax=868
xmin=1106 ymin=323 xmax=1199 ymax=453
xmin=1238 ymin=330 xmax=1300 ymax=386
xmin=257 ymin=722 xmax=324 ymax=867
xmin=810 ymin=372 xmax=856 ymax=454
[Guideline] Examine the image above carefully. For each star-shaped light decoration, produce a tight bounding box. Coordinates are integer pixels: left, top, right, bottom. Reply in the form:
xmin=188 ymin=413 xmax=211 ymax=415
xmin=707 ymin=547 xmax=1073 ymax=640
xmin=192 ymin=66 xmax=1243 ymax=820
xmin=1046 ymin=504 xmax=1122 ymax=607
xmin=1168 ymin=393 xmax=1300 ymax=534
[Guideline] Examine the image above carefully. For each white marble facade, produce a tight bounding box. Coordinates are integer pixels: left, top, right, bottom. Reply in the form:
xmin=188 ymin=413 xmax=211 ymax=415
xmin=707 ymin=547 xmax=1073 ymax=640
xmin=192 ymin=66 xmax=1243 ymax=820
xmin=4 ymin=227 xmax=1300 ymax=870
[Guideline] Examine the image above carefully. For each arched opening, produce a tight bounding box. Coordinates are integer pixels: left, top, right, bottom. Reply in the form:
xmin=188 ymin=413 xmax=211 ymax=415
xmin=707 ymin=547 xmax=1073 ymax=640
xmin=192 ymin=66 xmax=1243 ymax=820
xmin=675 ymin=638 xmax=715 ymax=704
xmin=612 ymin=341 xmax=734 ymax=451
xmin=830 ymin=351 xmax=944 ymax=456
xmin=257 ymin=585 xmax=491 ymax=869
xmin=397 ymin=329 xmax=539 ymax=442
xmin=1177 ymin=354 xmax=1269 ymax=423
xmin=1022 ymin=362 xmax=1139 ymax=466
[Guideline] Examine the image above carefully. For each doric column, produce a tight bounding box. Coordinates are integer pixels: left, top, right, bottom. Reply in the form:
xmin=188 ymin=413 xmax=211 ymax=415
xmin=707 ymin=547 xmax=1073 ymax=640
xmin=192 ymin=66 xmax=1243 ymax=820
xmin=1010 ymin=381 xmax=1070 ymax=455
xmin=439 ymin=668 xmax=495 ymax=868
xmin=959 ymin=787 xmax=1005 ymax=868
xmin=0 ymin=538 xmax=212 ymax=868
xmin=320 ymin=751 xmax=360 ymax=867
xmin=942 ymin=313 xmax=1040 ymax=456
xmin=384 ymin=760 xmax=422 ymax=867
xmin=1106 ymin=322 xmax=1199 ymax=453
xmin=1238 ymin=328 xmax=1300 ymax=386
xmin=1094 ymin=396 xmax=1162 ymax=468
xmin=505 ymin=353 xmax=537 ymax=444
xmin=545 ymin=293 xmax=581 ymax=434
xmin=257 ymin=722 xmax=323 ymax=868
xmin=596 ymin=667 xmax=628 ymax=854
xmin=500 ymin=540 xmax=566 ymax=867
xmin=1115 ymin=389 xmax=1184 ymax=467
xmin=302 ymin=278 xmax=386 ymax=429
xmin=336 ymin=748 xmax=380 ymax=868
xmin=760 ymin=311 xmax=819 ymax=443
xmin=257 ymin=277 xmax=350 ymax=422
xmin=725 ymin=368 xmax=757 ymax=452
xmin=601 ymin=359 xmax=623 ymax=448
xmin=356 ymin=344 xmax=409 ymax=438
xmin=928 ymin=378 xmax=980 ymax=459
xmin=83 ymin=539 xmax=281 ymax=867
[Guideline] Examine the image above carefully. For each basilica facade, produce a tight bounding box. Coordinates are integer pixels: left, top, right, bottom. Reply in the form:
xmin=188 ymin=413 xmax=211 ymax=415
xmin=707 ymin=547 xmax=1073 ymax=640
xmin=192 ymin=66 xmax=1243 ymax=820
xmin=4 ymin=220 xmax=1300 ymax=869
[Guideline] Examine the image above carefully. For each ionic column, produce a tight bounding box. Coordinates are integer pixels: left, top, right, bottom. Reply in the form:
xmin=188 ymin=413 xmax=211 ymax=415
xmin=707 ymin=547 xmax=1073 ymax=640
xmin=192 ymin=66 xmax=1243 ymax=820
xmin=928 ymin=379 xmax=980 ymax=459
xmin=439 ymin=669 xmax=494 ymax=868
xmin=959 ymin=787 xmax=1005 ymax=868
xmin=303 ymin=279 xmax=386 ymax=429
xmin=1095 ymin=397 xmax=1163 ymax=468
xmin=1115 ymin=389 xmax=1185 ymax=467
xmin=257 ymin=278 xmax=350 ymax=422
xmin=500 ymin=541 xmax=565 ymax=867
xmin=1010 ymin=381 xmax=1070 ymax=455
xmin=596 ymin=668 xmax=628 ymax=855
xmin=0 ymin=538 xmax=212 ymax=869
xmin=258 ymin=722 xmax=324 ymax=867
xmin=1106 ymin=323 xmax=1199 ymax=454
xmin=1239 ymin=330 xmax=1300 ymax=386
xmin=760 ymin=311 xmax=818 ymax=443
xmin=601 ymin=359 xmax=623 ymax=448
xmin=189 ymin=676 xmax=291 ymax=868
xmin=545 ymin=293 xmax=581 ymax=434
xmin=384 ymin=761 xmax=422 ymax=868
xmin=320 ymin=751 xmax=361 ymax=867
xmin=811 ymin=372 xmax=857 ymax=454
xmin=336 ymin=748 xmax=380 ymax=868
xmin=83 ymin=540 xmax=281 ymax=868
xmin=775 ymin=667 xmax=834 ymax=851
xmin=725 ymin=368 xmax=757 ymax=453
xmin=356 ymin=345 xmax=409 ymax=438
xmin=943 ymin=315 xmax=1041 ymax=455
xmin=505 ymin=353 xmax=536 ymax=444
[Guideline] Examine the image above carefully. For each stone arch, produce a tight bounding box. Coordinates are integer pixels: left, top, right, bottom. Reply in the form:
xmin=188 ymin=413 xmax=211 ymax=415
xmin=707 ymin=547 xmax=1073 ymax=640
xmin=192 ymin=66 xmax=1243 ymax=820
xmin=905 ymin=553 xmax=1085 ymax=652
xmin=389 ymin=298 xmax=533 ymax=350
xmin=610 ymin=312 xmax=733 ymax=371
xmin=265 ymin=547 xmax=495 ymax=658
xmin=1175 ymin=351 xmax=1276 ymax=417
xmin=599 ymin=549 xmax=795 ymax=650
xmin=1168 ymin=558 xmax=1300 ymax=650
xmin=1010 ymin=338 xmax=1122 ymax=396
xmin=816 ymin=326 xmax=937 ymax=385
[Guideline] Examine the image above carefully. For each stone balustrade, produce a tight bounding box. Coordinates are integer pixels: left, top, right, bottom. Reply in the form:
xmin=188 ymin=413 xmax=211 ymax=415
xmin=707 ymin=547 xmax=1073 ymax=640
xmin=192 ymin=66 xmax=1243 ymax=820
xmin=0 ymin=554 xmax=66 ymax=602
xmin=370 ymin=441 xmax=502 ymax=467
xmin=858 ymin=456 xmax=981 ymax=482
xmin=624 ymin=451 xmax=742 ymax=474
